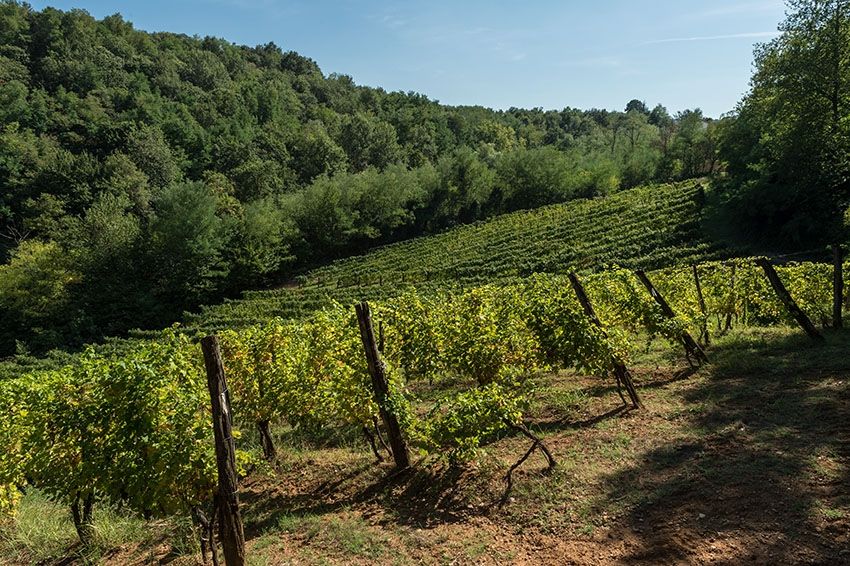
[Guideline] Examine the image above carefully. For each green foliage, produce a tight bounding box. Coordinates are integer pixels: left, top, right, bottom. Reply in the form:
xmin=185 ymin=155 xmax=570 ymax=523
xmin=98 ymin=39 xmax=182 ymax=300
xmin=522 ymin=274 xmax=617 ymax=375
xmin=495 ymin=146 xmax=579 ymax=209
xmin=147 ymin=181 xmax=229 ymax=309
xmin=1 ymin=328 xmax=222 ymax=525
xmin=412 ymin=381 xmax=529 ymax=462
xmin=0 ymin=249 xmax=842 ymax=541
xmin=717 ymin=0 xmax=850 ymax=244
xmin=586 ymin=268 xmax=686 ymax=347
xmin=0 ymin=240 xmax=78 ymax=353
xmin=0 ymin=3 xmax=718 ymax=354
xmin=226 ymin=197 xmax=297 ymax=289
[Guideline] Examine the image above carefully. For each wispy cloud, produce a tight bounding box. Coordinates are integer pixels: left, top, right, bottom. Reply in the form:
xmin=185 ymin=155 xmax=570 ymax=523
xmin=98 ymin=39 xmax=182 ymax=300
xmin=375 ymin=13 xmax=408 ymax=30
xmin=385 ymin=20 xmax=532 ymax=64
xmin=641 ymin=31 xmax=779 ymax=45
xmin=201 ymin=0 xmax=298 ymax=20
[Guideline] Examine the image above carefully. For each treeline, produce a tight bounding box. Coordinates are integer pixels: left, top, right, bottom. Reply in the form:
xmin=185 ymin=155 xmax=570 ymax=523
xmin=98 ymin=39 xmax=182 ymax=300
xmin=0 ymin=2 xmax=719 ymax=355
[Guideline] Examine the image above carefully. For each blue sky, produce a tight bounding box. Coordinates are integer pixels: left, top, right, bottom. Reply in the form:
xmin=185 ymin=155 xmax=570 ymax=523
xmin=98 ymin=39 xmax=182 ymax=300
xmin=29 ymin=0 xmax=788 ymax=117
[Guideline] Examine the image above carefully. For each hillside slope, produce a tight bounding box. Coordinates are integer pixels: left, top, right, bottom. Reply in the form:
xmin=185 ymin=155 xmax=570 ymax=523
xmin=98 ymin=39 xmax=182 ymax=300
xmin=187 ymin=179 xmax=731 ymax=332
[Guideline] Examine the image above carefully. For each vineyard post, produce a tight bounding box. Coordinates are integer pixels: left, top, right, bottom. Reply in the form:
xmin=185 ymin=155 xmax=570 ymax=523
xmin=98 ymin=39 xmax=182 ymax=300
xmin=568 ymin=273 xmax=642 ymax=409
xmin=201 ymin=336 xmax=246 ymax=566
xmin=755 ymin=259 xmax=824 ymax=342
xmin=354 ymin=302 xmax=411 ymax=470
xmin=833 ymin=244 xmax=843 ymax=329
xmin=692 ymin=264 xmax=710 ymax=346
xmin=634 ymin=270 xmax=709 ymax=365
xmin=725 ymin=263 xmax=736 ymax=331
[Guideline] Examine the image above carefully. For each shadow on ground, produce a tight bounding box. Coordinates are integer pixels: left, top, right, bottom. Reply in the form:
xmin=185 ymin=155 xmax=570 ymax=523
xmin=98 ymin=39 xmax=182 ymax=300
xmin=599 ymin=328 xmax=850 ymax=564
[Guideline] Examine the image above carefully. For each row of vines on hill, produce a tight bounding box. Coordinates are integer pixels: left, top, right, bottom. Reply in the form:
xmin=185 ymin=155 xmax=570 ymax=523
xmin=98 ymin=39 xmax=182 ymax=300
xmin=184 ymin=180 xmax=720 ymax=333
xmin=0 ymin=257 xmax=841 ymax=547
xmin=302 ymin=181 xmax=717 ymax=289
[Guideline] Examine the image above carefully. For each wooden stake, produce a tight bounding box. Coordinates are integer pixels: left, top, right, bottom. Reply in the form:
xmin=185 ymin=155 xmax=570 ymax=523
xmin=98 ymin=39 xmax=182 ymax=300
xmin=755 ymin=259 xmax=824 ymax=342
xmin=634 ymin=270 xmax=709 ymax=365
xmin=201 ymin=336 xmax=246 ymax=566
xmin=833 ymin=244 xmax=843 ymax=329
xmin=724 ymin=263 xmax=736 ymax=332
xmin=568 ymin=273 xmax=642 ymax=408
xmin=692 ymin=264 xmax=710 ymax=346
xmin=355 ymin=302 xmax=410 ymax=470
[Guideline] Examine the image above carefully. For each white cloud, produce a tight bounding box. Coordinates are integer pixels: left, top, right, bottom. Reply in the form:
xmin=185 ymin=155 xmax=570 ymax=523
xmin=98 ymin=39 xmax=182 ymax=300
xmin=559 ymin=56 xmax=622 ymax=69
xmin=641 ymin=31 xmax=779 ymax=45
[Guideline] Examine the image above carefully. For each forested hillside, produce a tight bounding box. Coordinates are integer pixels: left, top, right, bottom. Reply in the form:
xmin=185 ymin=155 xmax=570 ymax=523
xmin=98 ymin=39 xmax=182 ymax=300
xmin=0 ymin=2 xmax=721 ymax=355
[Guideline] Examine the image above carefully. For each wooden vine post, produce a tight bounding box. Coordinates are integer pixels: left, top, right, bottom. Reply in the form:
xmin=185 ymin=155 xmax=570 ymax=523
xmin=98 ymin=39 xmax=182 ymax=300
xmin=568 ymin=273 xmax=642 ymax=409
xmin=634 ymin=270 xmax=709 ymax=365
xmin=201 ymin=336 xmax=246 ymax=566
xmin=833 ymin=244 xmax=843 ymax=329
xmin=692 ymin=264 xmax=709 ymax=346
xmin=354 ymin=302 xmax=411 ymax=470
xmin=724 ymin=263 xmax=736 ymax=331
xmin=755 ymin=259 xmax=824 ymax=342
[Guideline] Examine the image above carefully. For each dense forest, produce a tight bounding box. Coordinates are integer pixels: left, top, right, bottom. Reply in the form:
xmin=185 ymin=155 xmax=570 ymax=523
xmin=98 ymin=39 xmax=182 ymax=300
xmin=0 ymin=1 xmax=722 ymax=355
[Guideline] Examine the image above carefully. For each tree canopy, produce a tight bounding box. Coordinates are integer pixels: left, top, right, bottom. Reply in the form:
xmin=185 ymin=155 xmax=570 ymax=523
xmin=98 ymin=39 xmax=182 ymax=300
xmin=717 ymin=0 xmax=850 ymax=244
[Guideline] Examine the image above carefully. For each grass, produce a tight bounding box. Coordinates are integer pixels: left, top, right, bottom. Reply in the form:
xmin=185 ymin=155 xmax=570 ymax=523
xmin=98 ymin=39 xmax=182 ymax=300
xmin=0 ymin=490 xmax=160 ymax=565
xmin=2 ymin=323 xmax=848 ymax=564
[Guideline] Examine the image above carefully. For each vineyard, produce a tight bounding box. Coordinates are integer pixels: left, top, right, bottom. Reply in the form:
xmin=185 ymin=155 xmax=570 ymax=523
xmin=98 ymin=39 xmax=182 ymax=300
xmin=1 ymin=253 xmax=847 ymax=563
xmin=2 ymin=0 xmax=849 ymax=560
xmin=185 ymin=179 xmax=729 ymax=333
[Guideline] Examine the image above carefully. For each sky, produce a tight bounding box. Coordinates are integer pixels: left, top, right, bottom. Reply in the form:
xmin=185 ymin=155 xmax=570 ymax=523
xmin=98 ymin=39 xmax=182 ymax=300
xmin=27 ymin=0 xmax=789 ymax=117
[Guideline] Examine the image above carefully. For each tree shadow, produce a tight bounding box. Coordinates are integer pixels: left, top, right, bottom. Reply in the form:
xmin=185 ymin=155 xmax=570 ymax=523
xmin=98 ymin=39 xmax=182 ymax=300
xmin=596 ymin=328 xmax=850 ymax=563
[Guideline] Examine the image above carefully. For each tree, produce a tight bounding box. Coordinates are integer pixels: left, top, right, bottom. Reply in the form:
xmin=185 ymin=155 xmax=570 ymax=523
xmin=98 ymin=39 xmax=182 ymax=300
xmin=625 ymin=99 xmax=649 ymax=115
xmin=126 ymin=125 xmax=181 ymax=189
xmin=339 ymin=113 xmax=402 ymax=172
xmin=289 ymin=121 xmax=347 ymax=185
xmin=671 ymin=109 xmax=709 ymax=179
xmin=226 ymin=197 xmax=297 ymax=290
xmin=649 ymin=104 xmax=675 ymax=155
xmin=719 ymin=0 xmax=850 ymax=243
xmin=495 ymin=147 xmax=577 ymax=210
xmin=427 ymin=147 xmax=496 ymax=228
xmin=0 ymin=240 xmax=78 ymax=353
xmin=146 ymin=181 xmax=229 ymax=312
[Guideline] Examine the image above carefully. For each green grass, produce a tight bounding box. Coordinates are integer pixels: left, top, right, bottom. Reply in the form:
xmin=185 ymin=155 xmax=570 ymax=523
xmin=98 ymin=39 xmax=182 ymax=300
xmin=0 ymin=489 xmax=159 ymax=565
